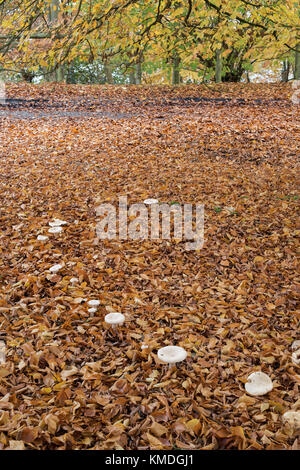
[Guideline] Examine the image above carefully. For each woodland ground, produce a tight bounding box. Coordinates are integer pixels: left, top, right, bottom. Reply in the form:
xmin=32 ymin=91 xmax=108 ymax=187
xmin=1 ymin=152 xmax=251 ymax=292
xmin=0 ymin=83 xmax=299 ymax=450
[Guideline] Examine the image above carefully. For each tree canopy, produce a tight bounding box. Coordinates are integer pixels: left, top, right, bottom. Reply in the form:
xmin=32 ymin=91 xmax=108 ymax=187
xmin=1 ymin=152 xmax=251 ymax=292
xmin=0 ymin=0 xmax=299 ymax=81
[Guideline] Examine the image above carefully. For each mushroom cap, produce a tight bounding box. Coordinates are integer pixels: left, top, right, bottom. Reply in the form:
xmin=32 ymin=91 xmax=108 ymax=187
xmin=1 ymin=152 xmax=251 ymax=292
xmin=49 ymin=219 xmax=67 ymax=227
xmin=48 ymin=226 xmax=63 ymax=234
xmin=104 ymin=312 xmax=125 ymax=326
xmin=87 ymin=300 xmax=100 ymax=307
xmin=37 ymin=235 xmax=48 ymax=241
xmin=157 ymin=346 xmax=187 ymax=364
xmin=143 ymin=198 xmax=158 ymax=205
xmin=49 ymin=264 xmax=63 ymax=273
xmin=69 ymin=277 xmax=78 ymax=284
xmin=292 ymin=350 xmax=300 ymax=365
xmin=245 ymin=371 xmax=273 ymax=396
xmin=282 ymin=411 xmax=300 ymax=429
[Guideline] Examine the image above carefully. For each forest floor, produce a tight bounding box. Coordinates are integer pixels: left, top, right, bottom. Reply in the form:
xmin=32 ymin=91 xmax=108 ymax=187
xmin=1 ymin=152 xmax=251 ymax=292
xmin=0 ymin=83 xmax=299 ymax=450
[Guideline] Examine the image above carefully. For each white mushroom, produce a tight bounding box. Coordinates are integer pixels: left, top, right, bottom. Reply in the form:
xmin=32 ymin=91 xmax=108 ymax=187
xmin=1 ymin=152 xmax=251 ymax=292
xmin=157 ymin=346 xmax=187 ymax=367
xmin=245 ymin=371 xmax=273 ymax=396
xmin=87 ymin=300 xmax=100 ymax=307
xmin=48 ymin=226 xmax=63 ymax=234
xmin=69 ymin=277 xmax=79 ymax=284
xmin=104 ymin=312 xmax=125 ymax=328
xmin=0 ymin=341 xmax=6 ymax=364
xmin=49 ymin=219 xmax=68 ymax=227
xmin=88 ymin=308 xmax=97 ymax=314
xmin=37 ymin=235 xmax=48 ymax=241
xmin=143 ymin=198 xmax=159 ymax=205
xmin=282 ymin=411 xmax=300 ymax=429
xmin=49 ymin=264 xmax=63 ymax=273
xmin=292 ymin=350 xmax=300 ymax=366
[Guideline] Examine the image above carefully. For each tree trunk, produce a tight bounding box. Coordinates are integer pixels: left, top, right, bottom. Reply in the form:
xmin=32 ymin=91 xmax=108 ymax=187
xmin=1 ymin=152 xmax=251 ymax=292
xmin=136 ymin=62 xmax=142 ymax=84
xmin=281 ymin=59 xmax=290 ymax=82
xmin=215 ymin=49 xmax=222 ymax=83
xmin=56 ymin=64 xmax=65 ymax=82
xmin=295 ymin=43 xmax=300 ymax=80
xmin=47 ymin=0 xmax=65 ymax=82
xmin=129 ymin=69 xmax=136 ymax=84
xmin=104 ymin=63 xmax=113 ymax=84
xmin=172 ymin=56 xmax=180 ymax=85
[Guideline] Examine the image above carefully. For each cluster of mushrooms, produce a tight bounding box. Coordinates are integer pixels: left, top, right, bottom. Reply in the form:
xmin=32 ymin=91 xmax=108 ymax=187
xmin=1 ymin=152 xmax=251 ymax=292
xmin=32 ymin=214 xmax=300 ymax=430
